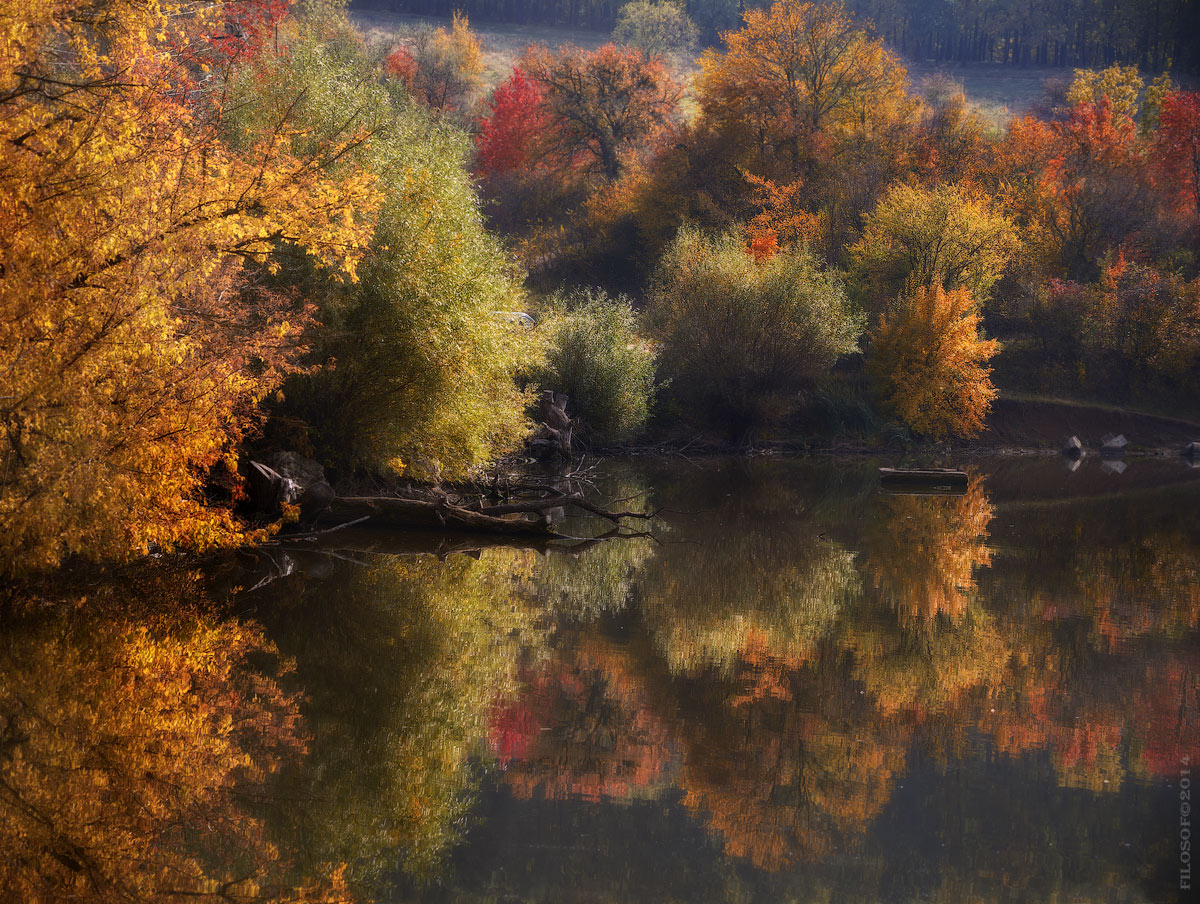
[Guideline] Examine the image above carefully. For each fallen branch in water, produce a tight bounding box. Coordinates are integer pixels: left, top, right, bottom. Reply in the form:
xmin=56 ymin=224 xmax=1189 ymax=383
xmin=310 ymin=491 xmax=656 ymax=537
xmin=470 ymin=494 xmax=658 ymax=523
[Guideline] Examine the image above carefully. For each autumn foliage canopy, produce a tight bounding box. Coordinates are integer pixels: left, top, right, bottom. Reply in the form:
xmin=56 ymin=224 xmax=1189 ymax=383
xmin=0 ymin=0 xmax=378 ymax=574
xmin=869 ymin=285 xmax=1000 ymax=439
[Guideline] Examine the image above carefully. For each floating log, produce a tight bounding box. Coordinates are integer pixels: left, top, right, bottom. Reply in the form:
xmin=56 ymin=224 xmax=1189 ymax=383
xmin=878 ymin=467 xmax=969 ymax=488
xmin=322 ymin=495 xmax=555 ymax=535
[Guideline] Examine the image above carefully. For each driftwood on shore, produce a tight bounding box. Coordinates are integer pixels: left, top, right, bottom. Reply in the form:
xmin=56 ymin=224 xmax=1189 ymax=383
xmin=248 ymin=449 xmax=656 ymax=540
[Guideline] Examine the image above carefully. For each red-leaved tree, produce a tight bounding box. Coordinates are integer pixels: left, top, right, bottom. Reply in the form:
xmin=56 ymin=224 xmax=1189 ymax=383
xmin=1155 ymin=89 xmax=1200 ymax=222
xmin=207 ymin=0 xmax=290 ymax=62
xmin=475 ymin=67 xmax=546 ymax=177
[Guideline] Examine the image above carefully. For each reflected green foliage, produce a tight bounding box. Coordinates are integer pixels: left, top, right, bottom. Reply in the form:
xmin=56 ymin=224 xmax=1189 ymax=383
xmin=475 ymin=458 xmax=1198 ymax=899
xmin=256 ymin=551 xmax=541 ymax=889
xmin=643 ymin=535 xmax=857 ymax=677
xmin=519 ymin=466 xmax=657 ymax=621
xmin=638 ymin=464 xmax=861 ymax=676
xmin=531 ymin=534 xmax=656 ymax=622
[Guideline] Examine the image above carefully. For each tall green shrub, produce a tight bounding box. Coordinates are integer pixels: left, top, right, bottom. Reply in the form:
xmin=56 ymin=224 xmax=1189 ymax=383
xmin=534 ymin=289 xmax=657 ymax=444
xmin=229 ymin=8 xmax=534 ymax=479
xmin=613 ymin=1 xmax=699 ymax=58
xmin=647 ymin=228 xmax=863 ymax=437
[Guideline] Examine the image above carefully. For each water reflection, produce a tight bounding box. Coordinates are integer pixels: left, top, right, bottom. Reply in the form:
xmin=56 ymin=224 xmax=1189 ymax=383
xmin=489 ymin=635 xmax=673 ymax=804
xmin=2 ymin=457 xmax=1198 ymax=902
xmin=0 ymin=571 xmax=343 ymax=903
xmin=250 ymin=553 xmax=542 ymax=890
xmin=863 ymin=476 xmax=994 ymax=623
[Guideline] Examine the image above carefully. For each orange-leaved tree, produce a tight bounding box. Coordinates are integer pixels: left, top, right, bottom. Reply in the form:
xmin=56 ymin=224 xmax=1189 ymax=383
xmin=868 ymin=285 xmax=999 ymax=439
xmin=0 ymin=0 xmax=379 ymax=575
xmin=696 ymin=0 xmax=911 ymax=179
xmin=991 ymin=99 xmax=1160 ymax=281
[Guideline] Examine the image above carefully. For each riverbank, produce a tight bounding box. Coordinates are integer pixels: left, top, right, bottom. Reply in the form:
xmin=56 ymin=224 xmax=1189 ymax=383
xmin=599 ymin=395 xmax=1200 ymax=459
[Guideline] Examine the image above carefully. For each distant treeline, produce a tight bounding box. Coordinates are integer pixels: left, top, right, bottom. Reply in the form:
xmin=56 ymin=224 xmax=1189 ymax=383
xmin=350 ymin=0 xmax=1200 ymax=71
xmin=351 ymin=0 xmax=629 ymax=31
xmin=848 ymin=0 xmax=1199 ymax=71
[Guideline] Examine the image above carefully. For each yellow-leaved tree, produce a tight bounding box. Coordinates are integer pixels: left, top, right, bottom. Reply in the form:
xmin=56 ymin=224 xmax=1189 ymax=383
xmin=849 ymin=181 xmax=1019 ymax=315
xmin=0 ymin=0 xmax=379 ymax=575
xmin=868 ymin=285 xmax=999 ymax=439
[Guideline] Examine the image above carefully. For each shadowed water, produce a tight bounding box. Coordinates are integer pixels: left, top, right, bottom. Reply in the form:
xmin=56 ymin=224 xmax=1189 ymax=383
xmin=2 ymin=456 xmax=1197 ymax=903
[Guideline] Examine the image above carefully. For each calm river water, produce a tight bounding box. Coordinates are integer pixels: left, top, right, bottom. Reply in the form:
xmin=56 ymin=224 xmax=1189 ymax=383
xmin=2 ymin=456 xmax=1198 ymax=903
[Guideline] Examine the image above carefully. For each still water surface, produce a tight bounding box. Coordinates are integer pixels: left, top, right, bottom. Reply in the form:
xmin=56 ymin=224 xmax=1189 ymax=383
xmin=2 ymin=457 xmax=1198 ymax=903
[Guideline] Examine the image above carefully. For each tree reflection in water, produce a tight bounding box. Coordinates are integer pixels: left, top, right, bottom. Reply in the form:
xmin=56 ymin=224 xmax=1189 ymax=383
xmin=3 ymin=459 xmax=1199 ymax=902
xmin=0 ymin=570 xmax=347 ymax=904
xmin=252 ymin=553 xmax=542 ymax=892
xmin=481 ymin=460 xmax=1199 ymax=900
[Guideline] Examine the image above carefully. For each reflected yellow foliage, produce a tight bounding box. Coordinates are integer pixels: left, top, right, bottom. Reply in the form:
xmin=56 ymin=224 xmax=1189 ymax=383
xmin=842 ymin=608 xmax=1010 ymax=716
xmin=0 ymin=576 xmax=344 ymax=903
xmin=643 ymin=535 xmax=858 ymax=677
xmin=864 ymin=476 xmax=995 ymax=622
xmin=678 ymin=709 xmax=909 ymax=871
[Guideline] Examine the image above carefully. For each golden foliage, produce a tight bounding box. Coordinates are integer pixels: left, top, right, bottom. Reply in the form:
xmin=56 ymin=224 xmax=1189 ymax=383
xmin=1067 ymin=64 xmax=1143 ymax=123
xmin=0 ymin=0 xmax=379 ymax=574
xmin=697 ymin=0 xmax=912 ymax=176
xmin=868 ymin=284 xmax=999 ymax=439
xmin=0 ymin=579 xmax=346 ymax=902
xmin=849 ymin=181 xmax=1019 ymax=309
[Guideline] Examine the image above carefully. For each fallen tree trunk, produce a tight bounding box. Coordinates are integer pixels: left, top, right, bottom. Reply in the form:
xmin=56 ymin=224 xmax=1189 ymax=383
xmin=322 ymin=495 xmax=555 ymax=535
xmin=316 ymin=492 xmax=655 ymax=536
